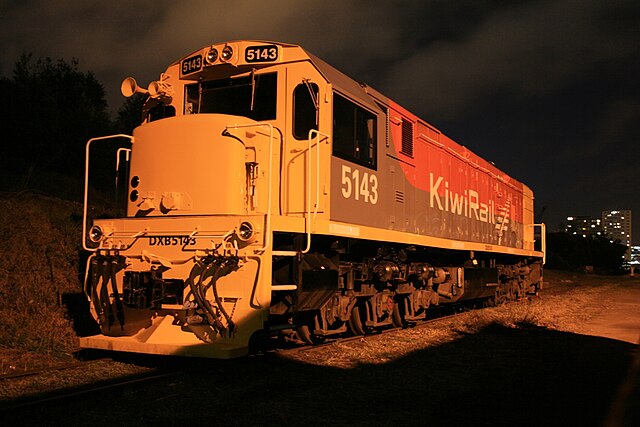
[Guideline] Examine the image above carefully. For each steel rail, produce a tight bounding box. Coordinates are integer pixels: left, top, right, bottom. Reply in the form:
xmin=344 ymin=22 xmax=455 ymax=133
xmin=0 ymin=368 xmax=183 ymax=412
xmin=281 ymin=296 xmax=537 ymax=355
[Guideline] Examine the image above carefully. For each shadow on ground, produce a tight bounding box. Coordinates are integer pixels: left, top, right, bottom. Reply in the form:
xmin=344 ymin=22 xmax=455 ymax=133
xmin=2 ymin=324 xmax=638 ymax=427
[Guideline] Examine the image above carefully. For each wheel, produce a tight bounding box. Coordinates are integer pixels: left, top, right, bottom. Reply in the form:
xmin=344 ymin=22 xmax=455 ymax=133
xmin=296 ymin=324 xmax=315 ymax=345
xmin=295 ymin=313 xmax=325 ymax=345
xmin=348 ymin=304 xmax=366 ymax=335
xmin=494 ymin=285 xmax=507 ymax=305
xmin=392 ymin=300 xmax=405 ymax=328
xmin=484 ymin=297 xmax=496 ymax=308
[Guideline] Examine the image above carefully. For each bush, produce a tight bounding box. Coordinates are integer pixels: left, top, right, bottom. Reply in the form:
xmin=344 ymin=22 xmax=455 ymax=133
xmin=545 ymin=232 xmax=627 ymax=273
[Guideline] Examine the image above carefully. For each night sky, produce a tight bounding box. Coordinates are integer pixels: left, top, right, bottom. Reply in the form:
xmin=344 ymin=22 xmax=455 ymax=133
xmin=2 ymin=0 xmax=639 ymax=241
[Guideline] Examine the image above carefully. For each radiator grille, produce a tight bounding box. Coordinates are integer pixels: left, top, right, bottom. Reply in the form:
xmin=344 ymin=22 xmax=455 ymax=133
xmin=401 ymin=119 xmax=413 ymax=157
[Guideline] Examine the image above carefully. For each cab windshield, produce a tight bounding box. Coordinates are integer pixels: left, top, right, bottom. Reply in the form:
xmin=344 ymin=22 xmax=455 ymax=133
xmin=184 ymin=72 xmax=277 ymax=121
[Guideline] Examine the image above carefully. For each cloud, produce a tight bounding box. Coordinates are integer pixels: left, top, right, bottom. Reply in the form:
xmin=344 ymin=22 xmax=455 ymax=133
xmin=0 ymin=0 xmax=408 ymax=109
xmin=382 ymin=0 xmax=639 ymax=120
xmin=2 ymin=0 xmax=636 ymax=115
xmin=0 ymin=1 xmax=169 ymax=109
xmin=139 ymin=0 xmax=406 ymax=74
xmin=1 ymin=0 xmax=639 ymax=236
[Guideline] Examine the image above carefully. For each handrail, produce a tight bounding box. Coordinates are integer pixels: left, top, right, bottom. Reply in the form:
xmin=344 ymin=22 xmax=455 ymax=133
xmin=224 ymin=123 xmax=275 ymax=253
xmin=83 ymin=134 xmax=134 ymax=252
xmin=301 ymin=129 xmax=330 ymax=253
xmin=537 ymin=223 xmax=547 ymax=265
xmin=115 ymin=148 xmax=132 ymax=214
xmin=83 ymin=253 xmax=96 ymax=301
xmin=115 ymin=148 xmax=131 ymax=173
xmin=527 ymin=223 xmax=547 ymax=265
xmin=115 ymin=147 xmax=132 ymax=192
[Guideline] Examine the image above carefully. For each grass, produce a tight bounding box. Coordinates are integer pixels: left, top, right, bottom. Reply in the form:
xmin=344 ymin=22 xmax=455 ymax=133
xmin=0 ymin=193 xmax=84 ymax=360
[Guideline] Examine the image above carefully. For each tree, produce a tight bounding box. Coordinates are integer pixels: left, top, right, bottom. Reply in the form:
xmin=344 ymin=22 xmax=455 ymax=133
xmin=0 ymin=54 xmax=111 ymax=193
xmin=114 ymin=93 xmax=146 ymax=135
xmin=546 ymin=232 xmax=627 ymax=273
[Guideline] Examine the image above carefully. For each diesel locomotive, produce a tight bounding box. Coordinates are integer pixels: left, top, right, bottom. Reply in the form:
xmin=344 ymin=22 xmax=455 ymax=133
xmin=81 ymin=40 xmax=545 ymax=358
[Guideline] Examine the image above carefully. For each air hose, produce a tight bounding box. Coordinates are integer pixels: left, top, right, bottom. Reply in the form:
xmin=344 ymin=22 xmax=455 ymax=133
xmin=91 ymin=256 xmax=125 ymax=331
xmin=187 ymin=257 xmax=239 ymax=335
xmin=108 ymin=258 xmax=125 ymax=330
xmin=199 ymin=258 xmax=226 ymax=332
xmin=187 ymin=262 xmax=214 ymax=324
xmin=206 ymin=258 xmax=239 ymax=334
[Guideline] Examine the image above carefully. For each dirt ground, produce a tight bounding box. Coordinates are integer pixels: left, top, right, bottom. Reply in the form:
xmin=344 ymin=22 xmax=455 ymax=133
xmin=1 ymin=270 xmax=639 ymax=426
xmin=580 ymin=287 xmax=640 ymax=344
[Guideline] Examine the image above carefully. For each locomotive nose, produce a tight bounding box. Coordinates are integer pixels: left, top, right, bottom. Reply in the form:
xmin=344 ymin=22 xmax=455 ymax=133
xmin=127 ymin=115 xmax=254 ymax=217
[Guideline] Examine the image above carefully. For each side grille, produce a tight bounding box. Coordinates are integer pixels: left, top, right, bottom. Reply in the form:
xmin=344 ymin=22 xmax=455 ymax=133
xmin=401 ymin=119 xmax=414 ymax=157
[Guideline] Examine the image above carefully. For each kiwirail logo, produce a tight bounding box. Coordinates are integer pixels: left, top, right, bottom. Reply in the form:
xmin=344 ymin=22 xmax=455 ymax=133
xmin=429 ymin=173 xmax=504 ymax=227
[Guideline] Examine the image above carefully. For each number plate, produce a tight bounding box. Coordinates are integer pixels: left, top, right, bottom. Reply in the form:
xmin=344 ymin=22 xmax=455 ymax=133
xmin=148 ymin=236 xmax=196 ymax=247
xmin=245 ymin=45 xmax=278 ymax=63
xmin=181 ymin=55 xmax=202 ymax=75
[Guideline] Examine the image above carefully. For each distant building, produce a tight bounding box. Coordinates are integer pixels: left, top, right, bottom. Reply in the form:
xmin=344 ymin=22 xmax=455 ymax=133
xmin=601 ymin=210 xmax=632 ymax=261
xmin=630 ymin=245 xmax=640 ymax=266
xmin=565 ymin=216 xmax=603 ymax=239
xmin=564 ymin=210 xmax=632 ymax=262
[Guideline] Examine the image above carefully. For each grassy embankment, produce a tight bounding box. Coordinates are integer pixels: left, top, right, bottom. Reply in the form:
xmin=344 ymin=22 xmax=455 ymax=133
xmin=0 ymin=193 xmax=87 ymax=368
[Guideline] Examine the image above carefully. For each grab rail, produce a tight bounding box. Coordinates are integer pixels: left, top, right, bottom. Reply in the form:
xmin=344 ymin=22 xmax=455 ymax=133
xmin=272 ymin=129 xmax=329 ymax=257
xmin=527 ymin=223 xmax=547 ymax=265
xmin=224 ymin=123 xmax=275 ymax=253
xmin=303 ymin=129 xmax=330 ymax=253
xmin=83 ymin=134 xmax=134 ymax=252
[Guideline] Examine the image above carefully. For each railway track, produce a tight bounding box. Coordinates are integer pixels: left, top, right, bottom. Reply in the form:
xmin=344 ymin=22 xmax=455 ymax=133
xmin=0 ymin=364 xmax=183 ymax=413
xmin=280 ymin=294 xmax=538 ymax=357
xmin=1 ymin=297 xmax=533 ymax=413
xmin=281 ymin=305 xmax=483 ymax=355
xmin=0 ymin=358 xmax=110 ymax=381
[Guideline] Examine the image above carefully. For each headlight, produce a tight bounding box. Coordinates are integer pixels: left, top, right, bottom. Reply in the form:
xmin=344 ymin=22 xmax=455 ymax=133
xmin=221 ymin=45 xmax=233 ymax=62
xmin=89 ymin=225 xmax=104 ymax=243
xmin=238 ymin=222 xmax=254 ymax=242
xmin=206 ymin=48 xmax=218 ymax=64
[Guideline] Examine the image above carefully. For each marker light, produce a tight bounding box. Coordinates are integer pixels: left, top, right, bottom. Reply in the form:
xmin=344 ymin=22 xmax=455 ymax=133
xmin=221 ymin=45 xmax=233 ymax=62
xmin=238 ymin=222 xmax=254 ymax=242
xmin=206 ymin=48 xmax=218 ymax=64
xmin=89 ymin=225 xmax=104 ymax=243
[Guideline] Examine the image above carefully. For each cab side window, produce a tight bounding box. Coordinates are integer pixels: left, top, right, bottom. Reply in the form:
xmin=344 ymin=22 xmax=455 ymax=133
xmin=293 ymin=83 xmax=318 ymax=140
xmin=332 ymin=93 xmax=377 ymax=169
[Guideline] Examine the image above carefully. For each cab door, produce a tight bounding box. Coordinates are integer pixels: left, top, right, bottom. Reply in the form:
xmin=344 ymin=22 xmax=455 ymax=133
xmin=282 ymin=70 xmax=330 ymax=219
